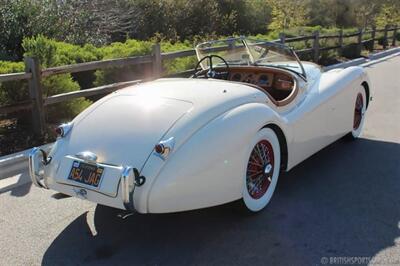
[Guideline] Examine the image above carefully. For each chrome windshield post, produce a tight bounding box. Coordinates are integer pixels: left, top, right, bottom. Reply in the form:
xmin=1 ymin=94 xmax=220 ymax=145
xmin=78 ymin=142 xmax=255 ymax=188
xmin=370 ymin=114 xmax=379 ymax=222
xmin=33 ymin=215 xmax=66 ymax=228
xmin=28 ymin=147 xmax=49 ymax=189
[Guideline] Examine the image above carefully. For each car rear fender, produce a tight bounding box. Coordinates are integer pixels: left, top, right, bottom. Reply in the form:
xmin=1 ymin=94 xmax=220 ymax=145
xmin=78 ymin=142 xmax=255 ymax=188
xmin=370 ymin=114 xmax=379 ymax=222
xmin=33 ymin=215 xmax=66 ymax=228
xmin=135 ymin=102 xmax=288 ymax=213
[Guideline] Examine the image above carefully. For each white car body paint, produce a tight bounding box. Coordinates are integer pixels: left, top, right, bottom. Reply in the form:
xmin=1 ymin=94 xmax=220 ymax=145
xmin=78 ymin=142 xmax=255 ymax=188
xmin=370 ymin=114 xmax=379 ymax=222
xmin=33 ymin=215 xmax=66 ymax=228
xmin=37 ymin=61 xmax=370 ymax=213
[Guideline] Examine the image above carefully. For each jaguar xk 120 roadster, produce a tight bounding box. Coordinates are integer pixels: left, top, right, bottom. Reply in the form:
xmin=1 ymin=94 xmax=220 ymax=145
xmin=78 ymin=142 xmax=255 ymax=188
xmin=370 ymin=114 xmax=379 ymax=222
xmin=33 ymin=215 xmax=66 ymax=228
xmin=29 ymin=37 xmax=370 ymax=213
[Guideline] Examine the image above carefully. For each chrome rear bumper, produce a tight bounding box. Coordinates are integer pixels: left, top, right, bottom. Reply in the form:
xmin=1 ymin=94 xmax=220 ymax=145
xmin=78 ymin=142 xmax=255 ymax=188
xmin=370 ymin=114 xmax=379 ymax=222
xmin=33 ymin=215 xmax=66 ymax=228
xmin=28 ymin=147 xmax=145 ymax=211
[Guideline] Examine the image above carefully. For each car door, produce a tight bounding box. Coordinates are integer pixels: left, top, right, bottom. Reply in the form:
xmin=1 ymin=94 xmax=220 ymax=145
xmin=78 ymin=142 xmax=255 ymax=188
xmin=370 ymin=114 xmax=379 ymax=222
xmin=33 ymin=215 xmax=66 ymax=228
xmin=284 ymin=68 xmax=335 ymax=169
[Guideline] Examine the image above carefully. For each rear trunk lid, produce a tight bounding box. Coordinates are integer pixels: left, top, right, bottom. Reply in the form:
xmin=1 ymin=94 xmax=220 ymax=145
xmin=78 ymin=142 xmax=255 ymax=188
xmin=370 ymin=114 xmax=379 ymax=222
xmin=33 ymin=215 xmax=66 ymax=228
xmin=53 ymin=95 xmax=192 ymax=194
xmin=67 ymin=95 xmax=193 ymax=167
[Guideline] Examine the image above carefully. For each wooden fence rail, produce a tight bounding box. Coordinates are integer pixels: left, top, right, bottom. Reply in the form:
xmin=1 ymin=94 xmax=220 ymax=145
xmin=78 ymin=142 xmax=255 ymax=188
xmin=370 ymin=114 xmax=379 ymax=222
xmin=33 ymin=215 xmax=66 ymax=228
xmin=0 ymin=25 xmax=398 ymax=137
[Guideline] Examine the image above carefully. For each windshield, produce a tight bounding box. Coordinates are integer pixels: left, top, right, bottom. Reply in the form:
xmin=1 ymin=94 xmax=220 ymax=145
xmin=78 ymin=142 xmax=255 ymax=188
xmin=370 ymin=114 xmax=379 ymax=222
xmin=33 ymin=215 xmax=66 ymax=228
xmin=195 ymin=37 xmax=306 ymax=79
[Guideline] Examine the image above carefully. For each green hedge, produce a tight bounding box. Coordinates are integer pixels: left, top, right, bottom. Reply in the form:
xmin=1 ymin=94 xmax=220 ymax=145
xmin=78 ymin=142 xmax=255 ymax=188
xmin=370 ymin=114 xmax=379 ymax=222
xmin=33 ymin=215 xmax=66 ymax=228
xmin=0 ymin=36 xmax=93 ymax=123
xmin=95 ymin=39 xmax=197 ymax=85
xmin=160 ymin=41 xmax=196 ymax=75
xmin=0 ymin=35 xmax=198 ymax=126
xmin=0 ymin=61 xmax=26 ymax=106
xmin=94 ymin=39 xmax=153 ymax=86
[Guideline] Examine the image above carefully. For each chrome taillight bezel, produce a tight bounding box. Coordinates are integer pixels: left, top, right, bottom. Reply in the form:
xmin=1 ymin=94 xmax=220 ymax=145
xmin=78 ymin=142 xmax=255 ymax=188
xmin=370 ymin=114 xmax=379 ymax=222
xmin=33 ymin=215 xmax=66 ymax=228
xmin=154 ymin=137 xmax=175 ymax=159
xmin=55 ymin=122 xmax=73 ymax=138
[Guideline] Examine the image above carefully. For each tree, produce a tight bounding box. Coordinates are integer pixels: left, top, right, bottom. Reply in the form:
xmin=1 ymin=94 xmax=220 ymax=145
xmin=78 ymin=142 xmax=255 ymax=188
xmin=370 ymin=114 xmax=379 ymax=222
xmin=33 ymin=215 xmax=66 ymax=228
xmin=0 ymin=0 xmax=109 ymax=60
xmin=0 ymin=0 xmax=44 ymax=60
xmin=375 ymin=0 xmax=400 ymax=27
xmin=267 ymin=0 xmax=309 ymax=32
xmin=352 ymin=0 xmax=380 ymax=28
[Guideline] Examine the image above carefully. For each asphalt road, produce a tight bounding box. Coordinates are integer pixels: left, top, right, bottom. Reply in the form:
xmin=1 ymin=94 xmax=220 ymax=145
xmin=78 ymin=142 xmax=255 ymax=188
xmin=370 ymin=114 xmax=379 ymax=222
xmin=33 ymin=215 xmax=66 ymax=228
xmin=0 ymin=56 xmax=399 ymax=266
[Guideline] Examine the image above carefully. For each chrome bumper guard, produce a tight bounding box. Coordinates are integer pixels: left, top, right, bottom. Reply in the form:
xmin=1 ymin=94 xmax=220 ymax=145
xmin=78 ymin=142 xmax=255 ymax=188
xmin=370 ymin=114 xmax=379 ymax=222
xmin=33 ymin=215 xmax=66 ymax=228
xmin=121 ymin=166 xmax=146 ymax=211
xmin=121 ymin=166 xmax=135 ymax=211
xmin=28 ymin=147 xmax=49 ymax=189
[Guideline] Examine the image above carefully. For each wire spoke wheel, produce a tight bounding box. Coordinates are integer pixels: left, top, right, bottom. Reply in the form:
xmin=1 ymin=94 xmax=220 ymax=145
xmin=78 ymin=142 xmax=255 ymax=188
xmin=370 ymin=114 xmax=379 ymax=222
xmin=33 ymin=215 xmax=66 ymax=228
xmin=242 ymin=128 xmax=280 ymax=212
xmin=353 ymin=92 xmax=364 ymax=130
xmin=246 ymin=140 xmax=274 ymax=199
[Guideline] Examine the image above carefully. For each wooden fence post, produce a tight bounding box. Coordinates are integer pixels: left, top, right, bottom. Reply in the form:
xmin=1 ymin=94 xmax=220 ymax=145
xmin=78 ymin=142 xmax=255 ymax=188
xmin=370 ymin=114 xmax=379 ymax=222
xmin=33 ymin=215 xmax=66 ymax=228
xmin=370 ymin=26 xmax=376 ymax=51
xmin=383 ymin=25 xmax=389 ymax=49
xmin=152 ymin=43 xmax=162 ymax=78
xmin=279 ymin=32 xmax=285 ymax=44
xmin=312 ymin=31 xmax=320 ymax=63
xmin=357 ymin=28 xmax=363 ymax=56
xmin=338 ymin=29 xmax=344 ymax=56
xmin=392 ymin=26 xmax=397 ymax=47
xmin=25 ymin=57 xmax=45 ymax=137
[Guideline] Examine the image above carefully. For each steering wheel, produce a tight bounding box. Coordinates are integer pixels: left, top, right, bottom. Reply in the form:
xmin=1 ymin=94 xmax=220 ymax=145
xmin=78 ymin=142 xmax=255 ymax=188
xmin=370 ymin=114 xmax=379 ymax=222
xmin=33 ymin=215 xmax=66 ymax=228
xmin=192 ymin=55 xmax=230 ymax=80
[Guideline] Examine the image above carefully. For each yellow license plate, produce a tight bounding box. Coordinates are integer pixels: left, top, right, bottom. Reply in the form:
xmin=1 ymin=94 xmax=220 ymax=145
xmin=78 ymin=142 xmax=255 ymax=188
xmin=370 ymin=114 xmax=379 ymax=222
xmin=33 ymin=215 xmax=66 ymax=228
xmin=68 ymin=161 xmax=104 ymax=188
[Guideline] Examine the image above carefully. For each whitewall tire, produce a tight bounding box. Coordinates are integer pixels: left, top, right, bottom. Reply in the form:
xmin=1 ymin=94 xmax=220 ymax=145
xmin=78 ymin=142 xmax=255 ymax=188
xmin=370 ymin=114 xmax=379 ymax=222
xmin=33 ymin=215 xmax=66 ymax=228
xmin=242 ymin=127 xmax=281 ymax=212
xmin=351 ymin=86 xmax=367 ymax=139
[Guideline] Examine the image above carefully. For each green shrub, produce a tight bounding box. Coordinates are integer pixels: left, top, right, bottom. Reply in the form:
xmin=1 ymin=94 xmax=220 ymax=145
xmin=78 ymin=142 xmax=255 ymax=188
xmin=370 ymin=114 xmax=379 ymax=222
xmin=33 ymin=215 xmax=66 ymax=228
xmin=21 ymin=35 xmax=92 ymax=122
xmin=378 ymin=37 xmax=388 ymax=47
xmin=23 ymin=35 xmax=101 ymax=89
xmin=160 ymin=40 xmax=197 ymax=74
xmin=342 ymin=44 xmax=360 ymax=59
xmin=0 ymin=61 xmax=27 ymax=106
xmin=94 ymin=39 xmax=153 ymax=86
xmin=22 ymin=35 xmax=100 ymax=67
xmin=251 ymin=33 xmax=278 ymax=41
xmin=319 ymin=50 xmax=340 ymax=66
xmin=41 ymin=74 xmax=91 ymax=122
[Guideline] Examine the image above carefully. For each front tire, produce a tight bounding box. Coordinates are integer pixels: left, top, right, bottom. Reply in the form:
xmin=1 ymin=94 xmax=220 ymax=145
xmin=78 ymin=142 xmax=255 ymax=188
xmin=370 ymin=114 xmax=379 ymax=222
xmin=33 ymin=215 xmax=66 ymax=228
xmin=351 ymin=86 xmax=367 ymax=139
xmin=242 ymin=128 xmax=281 ymax=212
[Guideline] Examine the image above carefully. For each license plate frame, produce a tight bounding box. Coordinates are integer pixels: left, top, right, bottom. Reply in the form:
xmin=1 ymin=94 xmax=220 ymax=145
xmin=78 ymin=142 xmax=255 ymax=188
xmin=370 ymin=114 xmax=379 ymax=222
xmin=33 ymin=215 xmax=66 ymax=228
xmin=67 ymin=160 xmax=104 ymax=188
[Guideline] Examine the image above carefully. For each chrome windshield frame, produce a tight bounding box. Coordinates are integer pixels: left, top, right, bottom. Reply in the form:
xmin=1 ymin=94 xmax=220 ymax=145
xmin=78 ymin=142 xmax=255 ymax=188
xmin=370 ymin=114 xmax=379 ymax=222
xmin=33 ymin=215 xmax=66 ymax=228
xmin=195 ymin=36 xmax=307 ymax=80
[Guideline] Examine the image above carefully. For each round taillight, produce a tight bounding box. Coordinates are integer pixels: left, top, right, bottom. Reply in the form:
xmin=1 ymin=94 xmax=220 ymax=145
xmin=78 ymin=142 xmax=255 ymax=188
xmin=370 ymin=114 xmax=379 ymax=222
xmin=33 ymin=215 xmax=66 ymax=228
xmin=154 ymin=137 xmax=175 ymax=159
xmin=55 ymin=127 xmax=64 ymax=137
xmin=154 ymin=144 xmax=165 ymax=154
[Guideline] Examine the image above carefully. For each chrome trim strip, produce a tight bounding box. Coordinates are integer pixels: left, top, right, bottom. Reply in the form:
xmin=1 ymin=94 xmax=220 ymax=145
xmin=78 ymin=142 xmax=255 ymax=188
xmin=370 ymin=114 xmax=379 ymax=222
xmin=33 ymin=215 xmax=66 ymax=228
xmin=121 ymin=166 xmax=135 ymax=211
xmin=28 ymin=147 xmax=48 ymax=189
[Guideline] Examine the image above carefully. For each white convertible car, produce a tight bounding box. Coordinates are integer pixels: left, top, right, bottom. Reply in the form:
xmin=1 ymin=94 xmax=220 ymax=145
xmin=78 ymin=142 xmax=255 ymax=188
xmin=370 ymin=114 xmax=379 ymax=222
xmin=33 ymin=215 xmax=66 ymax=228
xmin=29 ymin=37 xmax=371 ymax=213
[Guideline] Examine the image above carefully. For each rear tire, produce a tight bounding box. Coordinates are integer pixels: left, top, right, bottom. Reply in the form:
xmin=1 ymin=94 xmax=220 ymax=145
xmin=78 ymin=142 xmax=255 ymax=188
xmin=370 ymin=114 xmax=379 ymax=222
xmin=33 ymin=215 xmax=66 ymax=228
xmin=241 ymin=128 xmax=281 ymax=212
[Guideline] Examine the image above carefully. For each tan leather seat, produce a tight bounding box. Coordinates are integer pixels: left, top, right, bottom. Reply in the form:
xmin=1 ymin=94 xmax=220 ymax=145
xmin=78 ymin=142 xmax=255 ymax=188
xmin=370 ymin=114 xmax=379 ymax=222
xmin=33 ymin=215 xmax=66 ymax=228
xmin=242 ymin=82 xmax=298 ymax=107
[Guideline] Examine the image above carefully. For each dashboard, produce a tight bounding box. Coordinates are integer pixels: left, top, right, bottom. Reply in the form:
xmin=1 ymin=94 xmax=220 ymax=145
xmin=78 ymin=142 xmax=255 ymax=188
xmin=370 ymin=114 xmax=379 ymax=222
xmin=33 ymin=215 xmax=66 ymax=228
xmin=228 ymin=68 xmax=294 ymax=91
xmin=230 ymin=72 xmax=274 ymax=87
xmin=226 ymin=66 xmax=296 ymax=102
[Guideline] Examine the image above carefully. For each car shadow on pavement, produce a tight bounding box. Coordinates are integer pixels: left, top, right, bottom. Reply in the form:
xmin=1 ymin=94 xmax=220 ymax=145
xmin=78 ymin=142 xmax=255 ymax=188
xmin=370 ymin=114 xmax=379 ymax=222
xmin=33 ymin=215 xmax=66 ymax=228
xmin=42 ymin=137 xmax=400 ymax=265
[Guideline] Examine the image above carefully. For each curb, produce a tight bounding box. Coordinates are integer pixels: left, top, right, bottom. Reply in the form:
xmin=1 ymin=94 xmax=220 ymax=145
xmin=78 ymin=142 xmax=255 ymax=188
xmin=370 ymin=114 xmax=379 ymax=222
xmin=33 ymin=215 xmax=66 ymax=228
xmin=323 ymin=47 xmax=400 ymax=71
xmin=368 ymin=47 xmax=400 ymax=60
xmin=361 ymin=51 xmax=400 ymax=67
xmin=323 ymin=58 xmax=367 ymax=71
